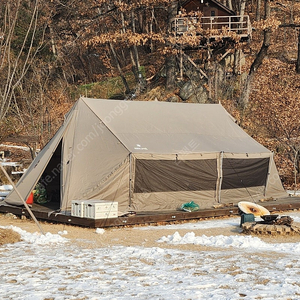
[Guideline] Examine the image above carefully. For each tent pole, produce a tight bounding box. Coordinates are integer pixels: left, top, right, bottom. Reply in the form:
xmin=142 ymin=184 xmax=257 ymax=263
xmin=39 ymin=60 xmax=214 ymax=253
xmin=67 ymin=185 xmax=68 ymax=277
xmin=264 ymin=153 xmax=273 ymax=197
xmin=129 ymin=153 xmax=132 ymax=208
xmin=218 ymin=151 xmax=224 ymax=203
xmin=0 ymin=164 xmax=45 ymax=235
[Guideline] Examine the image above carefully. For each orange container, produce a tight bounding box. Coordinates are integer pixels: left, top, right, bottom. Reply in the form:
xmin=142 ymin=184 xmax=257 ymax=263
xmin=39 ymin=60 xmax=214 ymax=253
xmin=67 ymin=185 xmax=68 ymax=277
xmin=26 ymin=192 xmax=34 ymax=205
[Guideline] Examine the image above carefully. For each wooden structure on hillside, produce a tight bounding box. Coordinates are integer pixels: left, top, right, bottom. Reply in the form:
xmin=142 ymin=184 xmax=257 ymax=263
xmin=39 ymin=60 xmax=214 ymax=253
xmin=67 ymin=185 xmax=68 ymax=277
xmin=3 ymin=135 xmax=39 ymax=144
xmin=172 ymin=0 xmax=252 ymax=42
xmin=182 ymin=0 xmax=233 ymax=16
xmin=170 ymin=0 xmax=252 ymax=98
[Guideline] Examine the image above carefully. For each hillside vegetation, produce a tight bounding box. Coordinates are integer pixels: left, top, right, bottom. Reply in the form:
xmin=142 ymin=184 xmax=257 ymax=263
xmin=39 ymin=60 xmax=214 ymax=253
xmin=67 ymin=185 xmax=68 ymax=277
xmin=0 ymin=0 xmax=300 ymax=188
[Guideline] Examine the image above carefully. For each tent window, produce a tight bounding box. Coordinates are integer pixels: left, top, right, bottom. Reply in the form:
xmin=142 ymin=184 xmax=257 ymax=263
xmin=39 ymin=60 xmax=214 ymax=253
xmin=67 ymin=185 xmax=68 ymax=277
xmin=221 ymin=158 xmax=269 ymax=189
xmin=134 ymin=159 xmax=217 ymax=193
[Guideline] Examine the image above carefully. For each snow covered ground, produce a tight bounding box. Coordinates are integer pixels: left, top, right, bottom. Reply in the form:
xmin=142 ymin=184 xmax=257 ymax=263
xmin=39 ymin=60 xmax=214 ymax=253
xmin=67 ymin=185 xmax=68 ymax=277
xmin=1 ymin=213 xmax=300 ymax=299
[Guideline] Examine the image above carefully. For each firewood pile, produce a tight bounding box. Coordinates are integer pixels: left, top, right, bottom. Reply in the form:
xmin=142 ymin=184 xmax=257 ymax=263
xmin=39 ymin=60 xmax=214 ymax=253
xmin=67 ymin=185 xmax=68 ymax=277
xmin=242 ymin=215 xmax=300 ymax=236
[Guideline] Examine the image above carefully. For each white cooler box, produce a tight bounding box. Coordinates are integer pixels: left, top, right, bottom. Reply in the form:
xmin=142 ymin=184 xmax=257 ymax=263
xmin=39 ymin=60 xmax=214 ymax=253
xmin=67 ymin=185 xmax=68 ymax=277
xmin=71 ymin=200 xmax=85 ymax=218
xmin=72 ymin=200 xmax=118 ymax=219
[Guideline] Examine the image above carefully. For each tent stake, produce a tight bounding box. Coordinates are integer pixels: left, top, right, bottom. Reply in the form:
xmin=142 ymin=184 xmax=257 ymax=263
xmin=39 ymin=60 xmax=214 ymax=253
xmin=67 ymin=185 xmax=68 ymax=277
xmin=0 ymin=164 xmax=45 ymax=235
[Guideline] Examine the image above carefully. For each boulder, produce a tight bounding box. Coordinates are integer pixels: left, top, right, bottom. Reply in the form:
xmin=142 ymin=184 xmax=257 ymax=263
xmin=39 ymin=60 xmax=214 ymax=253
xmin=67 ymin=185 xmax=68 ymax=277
xmin=179 ymin=80 xmax=208 ymax=103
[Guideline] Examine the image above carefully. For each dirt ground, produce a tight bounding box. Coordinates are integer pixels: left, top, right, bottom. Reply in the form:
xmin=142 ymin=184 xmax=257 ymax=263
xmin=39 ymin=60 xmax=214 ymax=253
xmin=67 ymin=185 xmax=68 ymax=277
xmin=1 ymin=211 xmax=300 ymax=249
xmin=0 ymin=227 xmax=21 ymax=245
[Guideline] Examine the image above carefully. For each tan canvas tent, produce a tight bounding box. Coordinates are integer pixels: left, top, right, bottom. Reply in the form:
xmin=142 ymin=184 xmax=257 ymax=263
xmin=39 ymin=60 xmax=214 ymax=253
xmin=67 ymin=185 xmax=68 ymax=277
xmin=4 ymin=97 xmax=286 ymax=213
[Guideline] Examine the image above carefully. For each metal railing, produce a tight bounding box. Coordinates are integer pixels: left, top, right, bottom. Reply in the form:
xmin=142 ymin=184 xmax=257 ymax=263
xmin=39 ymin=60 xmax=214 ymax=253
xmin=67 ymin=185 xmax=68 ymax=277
xmin=171 ymin=15 xmax=252 ymax=39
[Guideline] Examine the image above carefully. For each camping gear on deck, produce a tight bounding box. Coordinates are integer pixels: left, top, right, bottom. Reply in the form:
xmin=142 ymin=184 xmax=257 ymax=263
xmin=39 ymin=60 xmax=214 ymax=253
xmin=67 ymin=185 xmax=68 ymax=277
xmin=33 ymin=183 xmax=48 ymax=204
xmin=180 ymin=201 xmax=200 ymax=212
xmin=4 ymin=97 xmax=286 ymax=213
xmin=238 ymin=201 xmax=270 ymax=217
xmin=240 ymin=213 xmax=255 ymax=226
xmin=260 ymin=214 xmax=278 ymax=222
xmin=71 ymin=200 xmax=118 ymax=219
xmin=26 ymin=192 xmax=34 ymax=205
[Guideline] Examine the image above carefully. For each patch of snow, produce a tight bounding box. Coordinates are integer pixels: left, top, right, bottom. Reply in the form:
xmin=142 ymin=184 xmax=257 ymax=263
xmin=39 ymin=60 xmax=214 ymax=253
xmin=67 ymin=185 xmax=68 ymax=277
xmin=96 ymin=228 xmax=105 ymax=234
xmin=0 ymin=225 xmax=68 ymax=245
xmin=58 ymin=230 xmax=68 ymax=235
xmin=0 ymin=185 xmax=13 ymax=191
xmin=134 ymin=216 xmax=240 ymax=231
xmin=157 ymin=231 xmax=300 ymax=254
xmin=1 ymin=161 xmax=21 ymax=167
xmin=287 ymin=190 xmax=300 ymax=196
xmin=1 ymin=213 xmax=300 ymax=299
xmin=0 ymin=191 xmax=10 ymax=197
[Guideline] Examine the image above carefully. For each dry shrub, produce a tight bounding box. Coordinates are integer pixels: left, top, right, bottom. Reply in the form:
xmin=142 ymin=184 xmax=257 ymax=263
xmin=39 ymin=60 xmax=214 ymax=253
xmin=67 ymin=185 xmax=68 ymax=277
xmin=0 ymin=228 xmax=21 ymax=245
xmin=138 ymin=86 xmax=166 ymax=102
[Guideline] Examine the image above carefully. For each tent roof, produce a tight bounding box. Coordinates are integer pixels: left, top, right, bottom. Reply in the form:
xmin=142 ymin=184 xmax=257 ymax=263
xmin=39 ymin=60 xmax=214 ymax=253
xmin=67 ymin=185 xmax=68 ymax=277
xmin=82 ymin=97 xmax=269 ymax=154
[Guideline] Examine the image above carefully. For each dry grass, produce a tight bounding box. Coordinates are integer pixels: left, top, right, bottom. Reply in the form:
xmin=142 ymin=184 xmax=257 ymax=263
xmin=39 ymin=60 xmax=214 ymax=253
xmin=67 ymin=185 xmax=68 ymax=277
xmin=0 ymin=228 xmax=21 ymax=245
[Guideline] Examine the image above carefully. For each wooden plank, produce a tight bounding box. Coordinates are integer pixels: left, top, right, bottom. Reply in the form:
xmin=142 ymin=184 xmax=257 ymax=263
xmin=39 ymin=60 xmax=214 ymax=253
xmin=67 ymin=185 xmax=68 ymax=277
xmin=1 ymin=197 xmax=300 ymax=228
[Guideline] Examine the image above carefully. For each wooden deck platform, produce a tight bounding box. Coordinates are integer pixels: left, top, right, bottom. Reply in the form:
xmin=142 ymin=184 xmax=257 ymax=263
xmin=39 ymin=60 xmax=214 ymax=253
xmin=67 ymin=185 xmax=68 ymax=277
xmin=0 ymin=197 xmax=299 ymax=228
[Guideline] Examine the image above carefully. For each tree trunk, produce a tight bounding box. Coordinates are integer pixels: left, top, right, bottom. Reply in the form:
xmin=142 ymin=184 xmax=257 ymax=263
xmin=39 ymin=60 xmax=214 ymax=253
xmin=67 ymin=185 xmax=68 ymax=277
xmin=165 ymin=1 xmax=178 ymax=91
xmin=166 ymin=55 xmax=177 ymax=91
xmin=49 ymin=25 xmax=57 ymax=57
xmin=239 ymin=0 xmax=271 ymax=108
xmin=290 ymin=0 xmax=294 ymax=23
xmin=239 ymin=0 xmax=246 ymax=17
xmin=233 ymin=49 xmax=241 ymax=75
xmin=114 ymin=5 xmax=132 ymax=94
xmin=297 ymin=31 xmax=300 ymax=73
xmin=131 ymin=11 xmax=146 ymax=93
xmin=0 ymin=0 xmax=40 ymax=122
xmin=109 ymin=42 xmax=131 ymax=94
xmin=256 ymin=0 xmax=261 ymax=21
xmin=279 ymin=24 xmax=300 ymax=73
xmin=149 ymin=8 xmax=154 ymax=53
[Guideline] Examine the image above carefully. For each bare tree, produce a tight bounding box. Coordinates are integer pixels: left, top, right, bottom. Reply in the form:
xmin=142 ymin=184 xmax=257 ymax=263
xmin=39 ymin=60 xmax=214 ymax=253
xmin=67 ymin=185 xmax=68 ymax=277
xmin=165 ymin=1 xmax=178 ymax=91
xmin=0 ymin=0 xmax=43 ymax=123
xmin=256 ymin=0 xmax=262 ymax=21
xmin=239 ymin=0 xmax=271 ymax=108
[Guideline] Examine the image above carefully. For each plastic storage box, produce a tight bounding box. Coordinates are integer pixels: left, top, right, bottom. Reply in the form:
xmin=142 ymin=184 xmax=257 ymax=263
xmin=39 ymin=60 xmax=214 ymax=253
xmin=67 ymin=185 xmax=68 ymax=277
xmin=71 ymin=200 xmax=85 ymax=218
xmin=71 ymin=200 xmax=118 ymax=219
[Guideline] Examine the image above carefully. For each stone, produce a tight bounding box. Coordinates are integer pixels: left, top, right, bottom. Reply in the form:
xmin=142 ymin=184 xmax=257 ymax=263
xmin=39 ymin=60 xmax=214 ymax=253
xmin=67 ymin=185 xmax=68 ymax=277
xmin=179 ymin=80 xmax=208 ymax=103
xmin=166 ymin=95 xmax=180 ymax=102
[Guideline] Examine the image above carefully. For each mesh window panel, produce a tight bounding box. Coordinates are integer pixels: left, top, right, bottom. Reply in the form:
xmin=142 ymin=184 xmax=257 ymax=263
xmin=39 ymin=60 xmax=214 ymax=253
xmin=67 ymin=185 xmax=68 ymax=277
xmin=134 ymin=159 xmax=217 ymax=193
xmin=222 ymin=158 xmax=269 ymax=190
